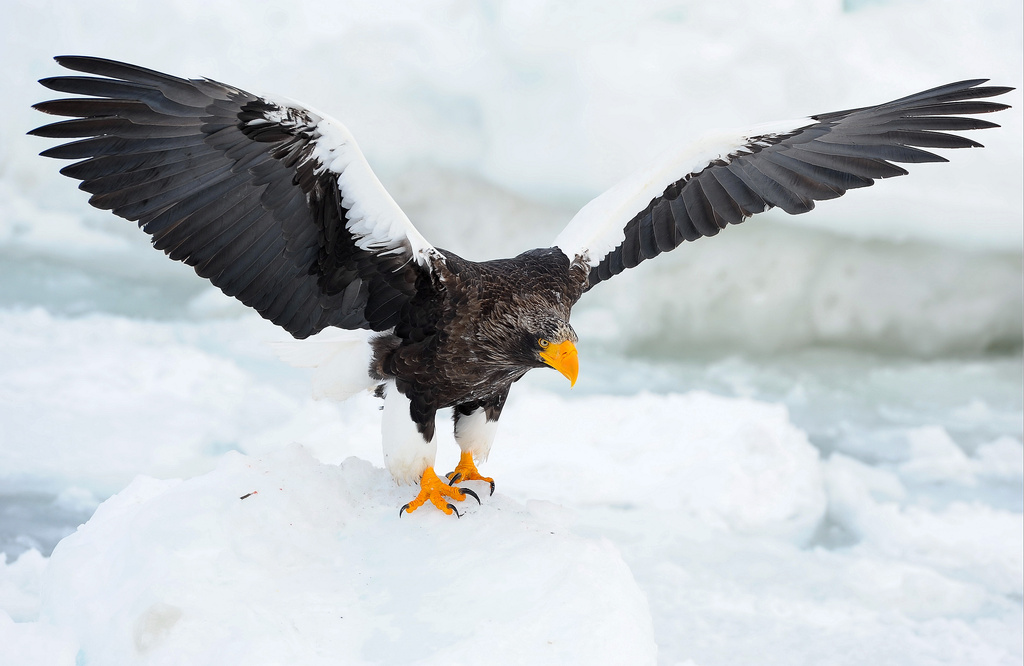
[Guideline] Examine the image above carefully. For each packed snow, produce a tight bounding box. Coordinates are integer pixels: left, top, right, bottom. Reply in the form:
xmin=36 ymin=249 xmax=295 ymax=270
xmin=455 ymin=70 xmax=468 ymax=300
xmin=38 ymin=449 xmax=657 ymax=665
xmin=1 ymin=0 xmax=1022 ymax=664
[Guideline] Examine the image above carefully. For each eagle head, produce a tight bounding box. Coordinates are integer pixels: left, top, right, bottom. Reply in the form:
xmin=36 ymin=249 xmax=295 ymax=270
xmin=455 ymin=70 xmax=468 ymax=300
xmin=518 ymin=314 xmax=578 ymax=387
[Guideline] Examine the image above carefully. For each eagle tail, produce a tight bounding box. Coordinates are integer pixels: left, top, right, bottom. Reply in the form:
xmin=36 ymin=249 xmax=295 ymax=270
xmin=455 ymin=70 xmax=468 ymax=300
xmin=270 ymin=329 xmax=377 ymax=401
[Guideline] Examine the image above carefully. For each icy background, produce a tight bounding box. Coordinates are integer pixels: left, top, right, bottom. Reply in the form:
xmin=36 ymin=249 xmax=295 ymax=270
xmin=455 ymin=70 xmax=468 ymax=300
xmin=1 ymin=0 xmax=1022 ymax=664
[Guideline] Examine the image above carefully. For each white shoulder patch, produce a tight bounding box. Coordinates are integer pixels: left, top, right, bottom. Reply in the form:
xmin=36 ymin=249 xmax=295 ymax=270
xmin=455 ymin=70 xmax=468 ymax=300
xmin=554 ymin=117 xmax=815 ymax=267
xmin=263 ymin=94 xmax=439 ymax=268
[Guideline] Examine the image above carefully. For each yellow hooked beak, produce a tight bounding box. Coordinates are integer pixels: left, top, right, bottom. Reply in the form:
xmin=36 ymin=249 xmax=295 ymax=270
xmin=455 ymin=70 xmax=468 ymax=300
xmin=539 ymin=340 xmax=579 ymax=387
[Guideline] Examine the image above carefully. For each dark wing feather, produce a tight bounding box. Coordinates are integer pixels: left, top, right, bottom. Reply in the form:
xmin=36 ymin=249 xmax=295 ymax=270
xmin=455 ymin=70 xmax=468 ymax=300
xmin=554 ymin=79 xmax=1012 ymax=290
xmin=31 ymin=55 xmax=442 ymax=338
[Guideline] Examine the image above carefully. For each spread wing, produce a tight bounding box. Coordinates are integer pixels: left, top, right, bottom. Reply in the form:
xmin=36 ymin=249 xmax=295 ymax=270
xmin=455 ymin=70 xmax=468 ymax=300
xmin=31 ymin=55 xmax=442 ymax=339
xmin=554 ymin=80 xmax=1013 ymax=290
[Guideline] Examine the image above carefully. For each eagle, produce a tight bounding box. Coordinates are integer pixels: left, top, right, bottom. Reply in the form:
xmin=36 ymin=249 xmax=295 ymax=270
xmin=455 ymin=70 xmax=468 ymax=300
xmin=31 ymin=56 xmax=1012 ymax=516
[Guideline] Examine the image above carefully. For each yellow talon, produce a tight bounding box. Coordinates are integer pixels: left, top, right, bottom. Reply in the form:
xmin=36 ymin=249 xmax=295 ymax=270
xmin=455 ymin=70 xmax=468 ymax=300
xmin=446 ymin=451 xmax=495 ymax=496
xmin=401 ymin=467 xmax=478 ymax=517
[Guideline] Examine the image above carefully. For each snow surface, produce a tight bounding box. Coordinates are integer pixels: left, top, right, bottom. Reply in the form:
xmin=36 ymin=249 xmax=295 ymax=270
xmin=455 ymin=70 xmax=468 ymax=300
xmin=38 ymin=448 xmax=656 ymax=665
xmin=2 ymin=1 xmax=1022 ymax=664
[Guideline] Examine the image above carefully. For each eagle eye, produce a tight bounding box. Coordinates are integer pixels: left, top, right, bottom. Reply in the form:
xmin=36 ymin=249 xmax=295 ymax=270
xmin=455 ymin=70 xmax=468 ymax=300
xmin=538 ymin=338 xmax=550 ymax=348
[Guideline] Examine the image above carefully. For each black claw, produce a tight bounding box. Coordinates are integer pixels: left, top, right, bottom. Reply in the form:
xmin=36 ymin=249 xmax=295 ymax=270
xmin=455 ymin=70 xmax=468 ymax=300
xmin=459 ymin=487 xmax=481 ymax=505
xmin=447 ymin=503 xmax=461 ymax=518
xmin=400 ymin=503 xmax=410 ymax=517
xmin=447 ymin=472 xmax=463 ymax=485
xmin=488 ymin=480 xmax=495 ymax=496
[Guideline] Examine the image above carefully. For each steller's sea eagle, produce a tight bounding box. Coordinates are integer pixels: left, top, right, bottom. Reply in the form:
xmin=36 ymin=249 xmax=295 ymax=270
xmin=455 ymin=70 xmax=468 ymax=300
xmin=31 ymin=56 xmax=1012 ymax=516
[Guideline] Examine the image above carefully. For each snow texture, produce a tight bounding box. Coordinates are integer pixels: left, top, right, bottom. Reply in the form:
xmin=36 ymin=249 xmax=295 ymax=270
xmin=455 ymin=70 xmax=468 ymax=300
xmin=37 ymin=448 xmax=656 ymax=665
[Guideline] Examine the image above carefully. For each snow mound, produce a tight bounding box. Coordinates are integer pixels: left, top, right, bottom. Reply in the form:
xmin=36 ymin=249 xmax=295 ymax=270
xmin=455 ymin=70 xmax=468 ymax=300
xmin=825 ymin=453 xmax=1024 ymax=598
xmin=0 ymin=549 xmax=48 ymax=622
xmin=497 ymin=390 xmax=827 ymax=544
xmin=40 ymin=447 xmax=657 ymax=665
xmin=0 ymin=610 xmax=77 ymax=666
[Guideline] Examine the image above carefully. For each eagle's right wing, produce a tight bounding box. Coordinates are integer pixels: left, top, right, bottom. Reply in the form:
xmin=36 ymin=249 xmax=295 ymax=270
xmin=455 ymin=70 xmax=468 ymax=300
xmin=31 ymin=55 xmax=442 ymax=338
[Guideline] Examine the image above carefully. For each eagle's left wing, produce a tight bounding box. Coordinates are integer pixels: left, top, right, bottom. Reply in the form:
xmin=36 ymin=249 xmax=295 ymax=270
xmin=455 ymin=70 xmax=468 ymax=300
xmin=554 ymin=80 xmax=1013 ymax=290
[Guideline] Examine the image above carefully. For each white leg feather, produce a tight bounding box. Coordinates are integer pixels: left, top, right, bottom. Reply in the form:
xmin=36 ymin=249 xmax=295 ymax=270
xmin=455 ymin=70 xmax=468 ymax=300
xmin=381 ymin=381 xmax=436 ymax=485
xmin=454 ymin=408 xmax=499 ymax=462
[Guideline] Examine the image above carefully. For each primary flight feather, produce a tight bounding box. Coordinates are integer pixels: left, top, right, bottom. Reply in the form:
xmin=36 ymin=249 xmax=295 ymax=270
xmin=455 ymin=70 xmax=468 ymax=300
xmin=31 ymin=56 xmax=1012 ymax=515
